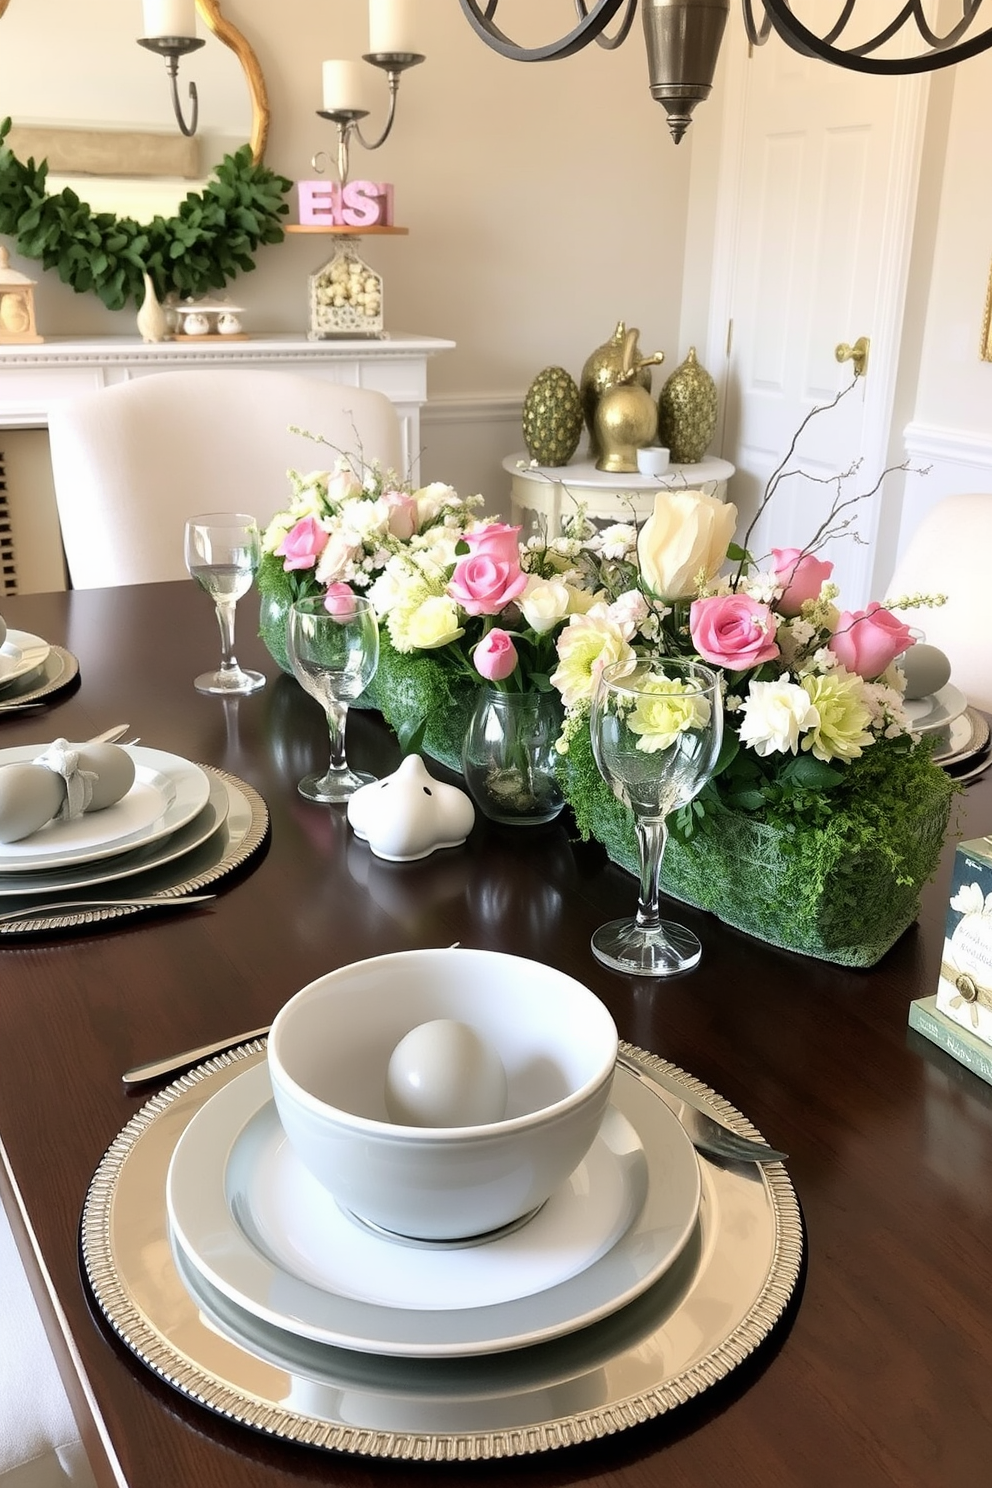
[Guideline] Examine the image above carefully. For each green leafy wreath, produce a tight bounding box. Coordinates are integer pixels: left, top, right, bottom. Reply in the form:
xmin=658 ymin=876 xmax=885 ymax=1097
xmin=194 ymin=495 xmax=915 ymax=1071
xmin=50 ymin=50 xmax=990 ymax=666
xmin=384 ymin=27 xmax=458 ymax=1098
xmin=0 ymin=117 xmax=292 ymax=311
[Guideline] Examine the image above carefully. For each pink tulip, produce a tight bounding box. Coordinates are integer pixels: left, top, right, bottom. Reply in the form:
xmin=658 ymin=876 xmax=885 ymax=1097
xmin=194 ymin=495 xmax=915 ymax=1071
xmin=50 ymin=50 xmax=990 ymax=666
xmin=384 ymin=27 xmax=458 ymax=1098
xmin=323 ymin=583 xmax=359 ymax=621
xmin=473 ymin=628 xmax=519 ymax=682
xmin=690 ymin=593 xmax=780 ymax=670
xmin=276 ymin=515 xmax=328 ymax=572
xmin=830 ymin=602 xmax=915 ymax=680
xmin=383 ymin=490 xmax=418 ymax=541
xmin=463 ymin=523 xmax=523 ymax=568
xmin=771 ymin=547 xmax=833 ymax=617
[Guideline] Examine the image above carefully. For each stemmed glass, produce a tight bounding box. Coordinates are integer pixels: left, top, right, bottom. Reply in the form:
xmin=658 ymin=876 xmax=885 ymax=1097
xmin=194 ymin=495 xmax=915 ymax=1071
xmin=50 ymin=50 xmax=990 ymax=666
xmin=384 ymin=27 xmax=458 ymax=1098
xmin=589 ymin=657 xmax=723 ymax=976
xmin=183 ymin=512 xmax=266 ymax=696
xmin=287 ymin=594 xmax=380 ymax=802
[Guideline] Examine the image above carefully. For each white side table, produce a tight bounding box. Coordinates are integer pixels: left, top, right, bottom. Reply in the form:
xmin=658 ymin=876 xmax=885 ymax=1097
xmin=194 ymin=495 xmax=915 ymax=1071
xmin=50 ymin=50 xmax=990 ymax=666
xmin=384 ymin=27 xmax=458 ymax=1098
xmin=504 ymin=453 xmax=735 ymax=536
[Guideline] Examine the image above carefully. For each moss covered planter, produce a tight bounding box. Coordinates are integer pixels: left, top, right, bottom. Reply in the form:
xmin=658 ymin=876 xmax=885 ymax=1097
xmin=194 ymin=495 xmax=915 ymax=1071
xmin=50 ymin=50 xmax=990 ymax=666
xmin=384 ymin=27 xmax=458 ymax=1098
xmin=558 ymin=726 xmax=956 ymax=969
xmin=261 ymin=590 xmax=956 ymax=968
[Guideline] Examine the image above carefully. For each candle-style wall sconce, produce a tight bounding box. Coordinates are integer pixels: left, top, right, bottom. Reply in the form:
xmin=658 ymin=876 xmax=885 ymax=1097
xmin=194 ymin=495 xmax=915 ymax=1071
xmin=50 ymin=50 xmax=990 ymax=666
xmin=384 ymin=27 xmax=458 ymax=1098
xmin=316 ymin=0 xmax=424 ymax=185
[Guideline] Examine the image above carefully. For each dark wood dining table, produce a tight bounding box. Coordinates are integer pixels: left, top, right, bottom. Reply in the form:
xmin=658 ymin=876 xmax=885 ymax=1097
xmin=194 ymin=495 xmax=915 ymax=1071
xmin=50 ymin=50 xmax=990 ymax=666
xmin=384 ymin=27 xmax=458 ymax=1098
xmin=1 ymin=581 xmax=990 ymax=1488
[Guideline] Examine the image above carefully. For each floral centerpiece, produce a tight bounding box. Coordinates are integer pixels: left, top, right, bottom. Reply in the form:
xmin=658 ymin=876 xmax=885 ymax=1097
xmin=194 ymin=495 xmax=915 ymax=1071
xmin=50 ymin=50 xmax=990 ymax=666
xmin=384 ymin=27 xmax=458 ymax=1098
xmin=258 ymin=409 xmax=956 ymax=967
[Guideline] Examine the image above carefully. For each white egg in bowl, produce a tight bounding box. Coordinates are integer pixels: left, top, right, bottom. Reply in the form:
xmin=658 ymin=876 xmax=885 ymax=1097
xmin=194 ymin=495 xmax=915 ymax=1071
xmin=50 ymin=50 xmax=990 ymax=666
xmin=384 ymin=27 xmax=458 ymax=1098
xmin=267 ymin=948 xmax=618 ymax=1242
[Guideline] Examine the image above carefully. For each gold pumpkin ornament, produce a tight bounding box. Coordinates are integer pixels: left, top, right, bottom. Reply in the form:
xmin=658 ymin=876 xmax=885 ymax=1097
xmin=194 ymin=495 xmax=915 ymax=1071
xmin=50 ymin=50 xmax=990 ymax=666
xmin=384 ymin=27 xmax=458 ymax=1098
xmin=521 ymin=366 xmax=584 ymax=467
xmin=657 ymin=347 xmax=718 ymax=465
xmin=580 ymin=320 xmax=664 ymax=459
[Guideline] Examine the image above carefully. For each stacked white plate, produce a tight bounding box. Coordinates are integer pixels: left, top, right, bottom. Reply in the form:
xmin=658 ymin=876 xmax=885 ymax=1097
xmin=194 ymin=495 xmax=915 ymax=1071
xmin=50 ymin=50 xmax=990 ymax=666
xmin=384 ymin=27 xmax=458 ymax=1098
xmin=165 ymin=1057 xmax=703 ymax=1359
xmin=0 ymin=629 xmax=52 ymax=699
xmin=905 ymin=684 xmax=991 ymax=781
xmin=0 ymin=743 xmax=268 ymax=932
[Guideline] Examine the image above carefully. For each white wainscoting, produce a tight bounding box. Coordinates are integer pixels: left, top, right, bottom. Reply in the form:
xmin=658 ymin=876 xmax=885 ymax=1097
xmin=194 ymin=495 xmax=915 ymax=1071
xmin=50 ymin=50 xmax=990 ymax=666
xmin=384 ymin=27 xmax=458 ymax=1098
xmin=420 ymin=395 xmax=524 ymax=519
xmin=894 ymin=421 xmax=992 ymax=585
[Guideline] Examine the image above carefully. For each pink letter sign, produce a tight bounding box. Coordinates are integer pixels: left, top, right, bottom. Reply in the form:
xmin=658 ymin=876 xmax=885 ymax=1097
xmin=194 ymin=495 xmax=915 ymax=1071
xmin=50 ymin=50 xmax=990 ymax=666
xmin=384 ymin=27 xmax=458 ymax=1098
xmin=298 ymin=180 xmax=341 ymax=225
xmin=297 ymin=180 xmax=394 ymax=228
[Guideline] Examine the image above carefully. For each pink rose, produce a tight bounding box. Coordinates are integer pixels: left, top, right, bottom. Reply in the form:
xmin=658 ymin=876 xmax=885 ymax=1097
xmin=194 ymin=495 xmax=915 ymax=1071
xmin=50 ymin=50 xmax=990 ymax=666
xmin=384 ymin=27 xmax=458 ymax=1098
xmin=464 ymin=523 xmax=523 ymax=567
xmin=771 ymin=547 xmax=833 ymax=617
xmin=690 ymin=594 xmax=780 ymax=670
xmin=383 ymin=490 xmax=418 ymax=541
xmin=276 ymin=515 xmax=328 ymax=572
xmin=323 ymin=583 xmax=358 ymax=621
xmin=473 ymin=628 xmax=519 ymax=682
xmin=830 ymin=602 xmax=915 ymax=679
xmin=448 ymin=545 xmax=527 ymax=617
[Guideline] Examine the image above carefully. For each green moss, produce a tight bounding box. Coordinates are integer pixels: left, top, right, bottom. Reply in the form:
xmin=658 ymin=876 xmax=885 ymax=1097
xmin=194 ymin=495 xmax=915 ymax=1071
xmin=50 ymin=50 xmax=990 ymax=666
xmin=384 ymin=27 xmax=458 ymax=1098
xmin=558 ymin=725 xmax=957 ymax=967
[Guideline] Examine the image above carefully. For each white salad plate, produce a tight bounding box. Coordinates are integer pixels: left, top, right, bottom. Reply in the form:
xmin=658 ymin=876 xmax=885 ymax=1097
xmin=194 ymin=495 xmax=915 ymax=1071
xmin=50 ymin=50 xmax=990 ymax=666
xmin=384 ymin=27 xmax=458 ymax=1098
xmin=0 ymin=630 xmax=51 ymax=689
xmin=167 ymin=1059 xmax=702 ymax=1359
xmin=0 ymin=772 xmax=230 ymax=897
xmin=0 ymin=746 xmax=211 ymax=872
xmin=904 ymin=683 xmax=968 ymax=734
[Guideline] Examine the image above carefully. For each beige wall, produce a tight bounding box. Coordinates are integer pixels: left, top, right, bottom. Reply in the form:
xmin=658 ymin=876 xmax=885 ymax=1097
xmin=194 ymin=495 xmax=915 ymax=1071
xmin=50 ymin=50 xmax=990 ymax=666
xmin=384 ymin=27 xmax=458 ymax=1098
xmin=6 ymin=1 xmax=692 ymax=510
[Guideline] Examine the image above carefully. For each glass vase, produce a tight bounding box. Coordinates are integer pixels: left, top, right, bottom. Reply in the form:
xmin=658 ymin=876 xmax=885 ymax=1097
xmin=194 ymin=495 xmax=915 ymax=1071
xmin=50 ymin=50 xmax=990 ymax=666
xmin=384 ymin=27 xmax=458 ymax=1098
xmin=462 ymin=686 xmax=565 ymax=826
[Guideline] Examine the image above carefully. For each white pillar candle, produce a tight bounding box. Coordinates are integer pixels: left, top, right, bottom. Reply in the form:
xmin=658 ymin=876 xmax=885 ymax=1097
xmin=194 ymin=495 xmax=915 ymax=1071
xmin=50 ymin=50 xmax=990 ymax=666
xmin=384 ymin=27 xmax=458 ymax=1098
xmin=141 ymin=0 xmax=197 ymax=38
xmin=322 ymin=60 xmax=365 ymax=112
xmin=368 ymin=0 xmax=419 ymax=56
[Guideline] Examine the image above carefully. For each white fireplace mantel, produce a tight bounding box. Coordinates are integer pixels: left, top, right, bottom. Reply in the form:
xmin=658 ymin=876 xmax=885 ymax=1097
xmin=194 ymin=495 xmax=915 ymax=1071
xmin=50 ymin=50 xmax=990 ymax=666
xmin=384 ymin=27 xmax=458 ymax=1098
xmin=0 ymin=331 xmax=455 ymax=481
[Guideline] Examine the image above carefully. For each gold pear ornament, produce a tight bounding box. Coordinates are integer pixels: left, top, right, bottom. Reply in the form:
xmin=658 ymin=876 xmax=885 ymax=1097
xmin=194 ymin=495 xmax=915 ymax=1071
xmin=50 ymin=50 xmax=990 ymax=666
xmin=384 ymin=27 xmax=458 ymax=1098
xmin=521 ymin=366 xmax=584 ymax=466
xmin=593 ymin=327 xmax=659 ymax=473
xmin=657 ymin=347 xmax=718 ymax=464
xmin=580 ymin=320 xmax=664 ymax=459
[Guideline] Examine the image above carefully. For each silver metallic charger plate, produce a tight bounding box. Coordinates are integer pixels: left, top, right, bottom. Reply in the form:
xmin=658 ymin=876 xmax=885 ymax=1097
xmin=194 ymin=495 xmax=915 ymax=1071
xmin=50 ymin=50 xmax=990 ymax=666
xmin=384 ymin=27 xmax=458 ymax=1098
xmin=81 ymin=1042 xmax=803 ymax=1461
xmin=0 ymin=767 xmax=268 ymax=935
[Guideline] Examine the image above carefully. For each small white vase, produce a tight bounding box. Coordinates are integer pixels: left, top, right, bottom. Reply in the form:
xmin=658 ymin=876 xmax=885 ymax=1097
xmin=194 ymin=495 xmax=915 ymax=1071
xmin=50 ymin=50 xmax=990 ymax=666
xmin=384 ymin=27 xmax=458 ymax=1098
xmin=136 ymin=272 xmax=168 ymax=343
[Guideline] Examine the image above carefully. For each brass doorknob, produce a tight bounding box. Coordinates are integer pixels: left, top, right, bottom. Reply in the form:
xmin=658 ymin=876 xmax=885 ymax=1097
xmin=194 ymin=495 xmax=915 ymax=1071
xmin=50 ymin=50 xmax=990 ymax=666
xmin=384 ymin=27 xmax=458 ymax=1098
xmin=835 ymin=336 xmax=870 ymax=378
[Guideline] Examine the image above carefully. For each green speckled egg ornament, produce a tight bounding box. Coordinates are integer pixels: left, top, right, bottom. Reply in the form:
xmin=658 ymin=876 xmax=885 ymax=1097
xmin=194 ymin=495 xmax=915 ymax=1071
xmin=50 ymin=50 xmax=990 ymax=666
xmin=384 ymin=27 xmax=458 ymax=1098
xmin=521 ymin=366 xmax=584 ymax=467
xmin=657 ymin=347 xmax=718 ymax=464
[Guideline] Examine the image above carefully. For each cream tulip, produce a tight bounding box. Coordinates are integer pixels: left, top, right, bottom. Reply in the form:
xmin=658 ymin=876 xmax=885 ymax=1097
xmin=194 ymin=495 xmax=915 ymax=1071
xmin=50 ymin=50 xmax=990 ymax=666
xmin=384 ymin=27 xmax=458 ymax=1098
xmin=637 ymin=489 xmax=737 ymax=601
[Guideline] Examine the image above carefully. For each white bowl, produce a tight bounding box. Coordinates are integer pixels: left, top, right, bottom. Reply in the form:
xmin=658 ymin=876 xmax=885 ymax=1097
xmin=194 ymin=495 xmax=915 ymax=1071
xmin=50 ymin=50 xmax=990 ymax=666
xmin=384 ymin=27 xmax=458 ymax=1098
xmin=267 ymin=948 xmax=618 ymax=1241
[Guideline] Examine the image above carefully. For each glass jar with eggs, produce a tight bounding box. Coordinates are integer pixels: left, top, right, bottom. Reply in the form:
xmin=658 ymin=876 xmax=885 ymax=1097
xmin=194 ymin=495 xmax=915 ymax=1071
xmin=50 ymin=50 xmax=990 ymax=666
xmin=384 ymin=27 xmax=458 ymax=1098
xmin=307 ymin=239 xmax=384 ymax=340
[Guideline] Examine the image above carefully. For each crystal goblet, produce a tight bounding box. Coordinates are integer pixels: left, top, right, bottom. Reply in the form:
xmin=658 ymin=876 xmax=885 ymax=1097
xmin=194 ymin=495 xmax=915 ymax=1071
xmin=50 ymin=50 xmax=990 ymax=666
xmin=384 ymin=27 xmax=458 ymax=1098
xmin=183 ymin=512 xmax=266 ymax=696
xmin=589 ymin=657 xmax=723 ymax=976
xmin=287 ymin=594 xmax=380 ymax=803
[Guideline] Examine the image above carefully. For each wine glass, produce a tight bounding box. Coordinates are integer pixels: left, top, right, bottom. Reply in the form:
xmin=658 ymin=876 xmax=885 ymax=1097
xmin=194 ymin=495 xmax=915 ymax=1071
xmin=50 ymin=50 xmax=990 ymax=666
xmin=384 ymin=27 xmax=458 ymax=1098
xmin=286 ymin=594 xmax=380 ymax=802
xmin=183 ymin=512 xmax=266 ymax=696
xmin=589 ymin=656 xmax=723 ymax=976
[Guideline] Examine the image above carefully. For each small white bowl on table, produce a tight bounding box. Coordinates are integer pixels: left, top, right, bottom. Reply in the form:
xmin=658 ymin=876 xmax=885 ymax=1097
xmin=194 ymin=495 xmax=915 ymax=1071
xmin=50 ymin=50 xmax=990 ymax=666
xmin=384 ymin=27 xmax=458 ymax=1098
xmin=267 ymin=947 xmax=618 ymax=1243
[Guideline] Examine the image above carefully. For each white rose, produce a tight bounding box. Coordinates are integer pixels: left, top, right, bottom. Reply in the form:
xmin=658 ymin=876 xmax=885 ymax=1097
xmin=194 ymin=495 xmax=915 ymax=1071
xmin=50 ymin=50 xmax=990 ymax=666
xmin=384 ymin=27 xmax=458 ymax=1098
xmin=738 ymin=678 xmax=820 ymax=758
xmin=326 ymin=464 xmax=363 ymax=503
xmin=519 ymin=575 xmax=571 ymax=634
xmin=315 ymin=531 xmax=361 ymax=585
xmin=637 ymin=489 xmax=737 ymax=601
xmin=414 ymin=482 xmax=459 ymax=525
xmin=393 ymin=595 xmax=464 ymax=652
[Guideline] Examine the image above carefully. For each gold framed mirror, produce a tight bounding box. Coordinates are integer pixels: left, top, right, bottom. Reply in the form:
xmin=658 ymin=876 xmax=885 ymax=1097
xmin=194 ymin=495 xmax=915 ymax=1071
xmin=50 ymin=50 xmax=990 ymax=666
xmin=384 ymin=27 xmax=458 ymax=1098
xmin=982 ymin=253 xmax=992 ymax=362
xmin=0 ymin=0 xmax=285 ymax=309
xmin=0 ymin=0 xmax=268 ymax=184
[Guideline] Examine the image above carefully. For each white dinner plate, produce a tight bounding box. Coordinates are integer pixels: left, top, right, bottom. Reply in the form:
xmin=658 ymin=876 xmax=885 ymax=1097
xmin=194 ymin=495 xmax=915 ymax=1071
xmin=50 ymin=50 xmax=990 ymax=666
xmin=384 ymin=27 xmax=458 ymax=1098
xmin=167 ymin=1060 xmax=701 ymax=1359
xmin=0 ymin=773 xmax=230 ymax=897
xmin=0 ymin=630 xmax=51 ymax=690
xmin=904 ymin=682 xmax=968 ymax=734
xmin=0 ymin=745 xmax=211 ymax=872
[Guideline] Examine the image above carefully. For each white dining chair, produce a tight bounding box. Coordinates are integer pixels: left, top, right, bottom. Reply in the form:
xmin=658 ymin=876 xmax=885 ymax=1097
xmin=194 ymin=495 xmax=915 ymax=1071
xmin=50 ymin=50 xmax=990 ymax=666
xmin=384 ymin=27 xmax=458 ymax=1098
xmin=887 ymin=493 xmax=992 ymax=713
xmin=46 ymin=370 xmax=404 ymax=589
xmin=0 ymin=1205 xmax=95 ymax=1486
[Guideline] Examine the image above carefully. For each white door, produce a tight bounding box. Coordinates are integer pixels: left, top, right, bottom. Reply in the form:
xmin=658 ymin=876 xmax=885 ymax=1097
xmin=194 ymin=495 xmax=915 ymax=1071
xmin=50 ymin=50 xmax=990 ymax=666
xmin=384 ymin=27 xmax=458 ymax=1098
xmin=703 ymin=10 xmax=929 ymax=607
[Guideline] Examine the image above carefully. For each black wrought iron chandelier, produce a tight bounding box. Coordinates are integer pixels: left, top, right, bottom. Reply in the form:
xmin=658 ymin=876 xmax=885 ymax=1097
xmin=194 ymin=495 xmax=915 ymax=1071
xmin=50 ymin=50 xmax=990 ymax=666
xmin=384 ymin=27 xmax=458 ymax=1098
xmin=458 ymin=2 xmax=992 ymax=143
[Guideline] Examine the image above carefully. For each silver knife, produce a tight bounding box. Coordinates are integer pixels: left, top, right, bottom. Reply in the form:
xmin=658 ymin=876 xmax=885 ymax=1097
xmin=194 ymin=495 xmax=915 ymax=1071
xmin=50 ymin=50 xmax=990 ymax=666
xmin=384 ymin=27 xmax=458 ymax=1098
xmin=623 ymin=1055 xmax=788 ymax=1163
